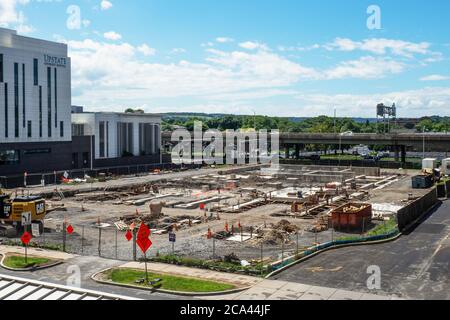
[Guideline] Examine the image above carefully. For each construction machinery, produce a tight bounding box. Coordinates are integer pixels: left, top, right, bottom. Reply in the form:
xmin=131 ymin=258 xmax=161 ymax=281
xmin=0 ymin=189 xmax=47 ymax=237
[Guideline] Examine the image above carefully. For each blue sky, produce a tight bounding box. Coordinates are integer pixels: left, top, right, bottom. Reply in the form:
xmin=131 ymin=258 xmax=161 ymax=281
xmin=2 ymin=0 xmax=450 ymax=117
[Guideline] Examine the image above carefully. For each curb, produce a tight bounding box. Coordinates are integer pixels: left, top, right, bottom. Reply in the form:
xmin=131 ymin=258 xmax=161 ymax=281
xmin=0 ymin=253 xmax=64 ymax=272
xmin=265 ymin=232 xmax=401 ymax=278
xmin=90 ymin=267 xmax=252 ymax=297
xmin=265 ymin=200 xmax=443 ymax=278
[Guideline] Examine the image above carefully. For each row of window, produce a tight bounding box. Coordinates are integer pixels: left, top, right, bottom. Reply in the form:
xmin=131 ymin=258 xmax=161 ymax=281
xmin=1 ymin=54 xmax=61 ymax=139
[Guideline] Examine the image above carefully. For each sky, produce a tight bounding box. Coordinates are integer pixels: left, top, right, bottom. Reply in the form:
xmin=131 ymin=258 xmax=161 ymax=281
xmin=1 ymin=0 xmax=450 ymax=118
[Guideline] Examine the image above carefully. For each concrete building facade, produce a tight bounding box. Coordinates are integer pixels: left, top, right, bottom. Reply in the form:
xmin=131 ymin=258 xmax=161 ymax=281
xmin=0 ymin=29 xmax=163 ymax=182
xmin=71 ymin=111 xmax=162 ymax=160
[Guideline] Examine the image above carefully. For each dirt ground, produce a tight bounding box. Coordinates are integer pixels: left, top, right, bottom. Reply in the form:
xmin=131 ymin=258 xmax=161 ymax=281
xmin=1 ymin=165 xmax=426 ymax=264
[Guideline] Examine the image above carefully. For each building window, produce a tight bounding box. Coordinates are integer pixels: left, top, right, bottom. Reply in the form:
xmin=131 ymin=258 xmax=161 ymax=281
xmin=39 ymin=86 xmax=42 ymax=137
xmin=0 ymin=54 xmax=3 ymax=83
xmin=22 ymin=64 xmax=25 ymax=128
xmin=54 ymin=68 xmax=57 ymax=128
xmin=4 ymin=83 xmax=8 ymax=138
xmin=117 ymin=122 xmax=134 ymax=157
xmin=99 ymin=121 xmax=105 ymax=158
xmin=14 ymin=63 xmax=19 ymax=138
xmin=27 ymin=120 xmax=32 ymax=138
xmin=72 ymin=124 xmax=85 ymax=136
xmin=0 ymin=150 xmax=20 ymax=165
xmin=47 ymin=67 xmax=51 ymax=137
xmin=60 ymin=121 xmax=64 ymax=137
xmin=33 ymin=58 xmax=38 ymax=86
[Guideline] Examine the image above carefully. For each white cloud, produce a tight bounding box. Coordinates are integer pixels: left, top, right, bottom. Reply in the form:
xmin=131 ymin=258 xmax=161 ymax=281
xmin=0 ymin=0 xmax=33 ymax=34
xmin=326 ymin=37 xmax=432 ymax=58
xmin=295 ymin=87 xmax=450 ymax=117
xmin=103 ymin=31 xmax=122 ymax=41
xmin=68 ymin=39 xmax=318 ymax=110
xmin=420 ymin=74 xmax=450 ymax=81
xmin=216 ymin=37 xmax=234 ymax=43
xmin=324 ymin=56 xmax=405 ymax=80
xmin=239 ymin=41 xmax=269 ymax=51
xmin=170 ymin=48 xmax=186 ymax=54
xmin=100 ymin=0 xmax=113 ymax=10
xmin=137 ymin=44 xmax=156 ymax=56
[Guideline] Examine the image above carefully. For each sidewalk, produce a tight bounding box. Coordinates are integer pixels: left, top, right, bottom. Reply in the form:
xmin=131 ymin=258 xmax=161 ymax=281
xmin=0 ymin=245 xmax=75 ymax=261
xmin=202 ymin=280 xmax=401 ymax=300
xmin=119 ymin=261 xmax=262 ymax=289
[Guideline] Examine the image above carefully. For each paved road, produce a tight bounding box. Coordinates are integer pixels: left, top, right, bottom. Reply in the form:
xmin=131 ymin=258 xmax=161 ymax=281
xmin=273 ymin=201 xmax=450 ymax=300
xmin=0 ymin=255 xmax=188 ymax=300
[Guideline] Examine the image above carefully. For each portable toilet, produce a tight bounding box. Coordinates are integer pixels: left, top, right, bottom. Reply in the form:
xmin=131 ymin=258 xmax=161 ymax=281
xmin=442 ymin=158 xmax=450 ymax=176
xmin=422 ymin=158 xmax=437 ymax=171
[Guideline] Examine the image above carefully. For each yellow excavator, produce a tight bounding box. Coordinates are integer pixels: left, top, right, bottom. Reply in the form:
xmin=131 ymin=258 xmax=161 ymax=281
xmin=0 ymin=189 xmax=46 ymax=237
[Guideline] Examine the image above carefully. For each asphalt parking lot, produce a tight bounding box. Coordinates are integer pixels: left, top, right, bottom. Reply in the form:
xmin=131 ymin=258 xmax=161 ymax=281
xmin=273 ymin=200 xmax=450 ymax=300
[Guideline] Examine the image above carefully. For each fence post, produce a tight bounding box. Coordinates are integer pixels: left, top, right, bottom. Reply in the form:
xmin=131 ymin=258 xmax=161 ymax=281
xmin=81 ymin=226 xmax=84 ymax=254
xmin=260 ymin=242 xmax=263 ymax=276
xmin=62 ymin=222 xmax=66 ymax=252
xmin=42 ymin=219 xmax=46 ymax=247
xmin=98 ymin=227 xmax=102 ymax=257
xmin=133 ymin=229 xmax=137 ymax=261
xmin=115 ymin=229 xmax=118 ymax=260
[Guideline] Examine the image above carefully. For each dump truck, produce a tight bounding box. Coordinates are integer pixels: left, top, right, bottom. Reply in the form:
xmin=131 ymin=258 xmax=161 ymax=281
xmin=0 ymin=189 xmax=46 ymax=237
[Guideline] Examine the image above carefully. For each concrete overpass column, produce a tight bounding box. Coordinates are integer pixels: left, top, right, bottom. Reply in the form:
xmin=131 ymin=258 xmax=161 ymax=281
xmin=401 ymin=145 xmax=406 ymax=164
xmin=394 ymin=145 xmax=400 ymax=162
xmin=295 ymin=144 xmax=300 ymax=159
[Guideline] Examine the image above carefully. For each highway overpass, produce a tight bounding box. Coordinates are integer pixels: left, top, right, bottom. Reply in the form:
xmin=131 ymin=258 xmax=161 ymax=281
xmin=162 ymin=131 xmax=450 ymax=162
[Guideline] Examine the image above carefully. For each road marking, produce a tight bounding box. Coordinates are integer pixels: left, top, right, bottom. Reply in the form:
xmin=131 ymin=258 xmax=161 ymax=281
xmin=416 ymin=231 xmax=449 ymax=280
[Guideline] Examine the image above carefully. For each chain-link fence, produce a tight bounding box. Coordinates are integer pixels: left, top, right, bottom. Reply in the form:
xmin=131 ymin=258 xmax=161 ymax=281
xmin=0 ymin=162 xmax=204 ymax=189
xmin=2 ymin=217 xmax=394 ymax=268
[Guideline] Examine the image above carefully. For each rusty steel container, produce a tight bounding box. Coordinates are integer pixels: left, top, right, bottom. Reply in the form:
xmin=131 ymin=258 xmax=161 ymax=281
xmin=331 ymin=203 xmax=372 ymax=230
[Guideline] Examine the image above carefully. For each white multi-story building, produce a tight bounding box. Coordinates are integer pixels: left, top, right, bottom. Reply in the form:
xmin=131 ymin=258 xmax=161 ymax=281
xmin=0 ymin=27 xmax=71 ymax=143
xmin=0 ymin=28 xmax=163 ymax=183
xmin=71 ymin=111 xmax=162 ymax=160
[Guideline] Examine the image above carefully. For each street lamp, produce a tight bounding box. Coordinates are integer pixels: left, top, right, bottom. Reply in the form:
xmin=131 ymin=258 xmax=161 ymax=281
xmin=422 ymin=126 xmax=426 ymax=159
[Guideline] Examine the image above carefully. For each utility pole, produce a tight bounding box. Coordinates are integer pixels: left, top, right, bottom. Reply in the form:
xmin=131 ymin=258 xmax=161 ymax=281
xmin=334 ymin=107 xmax=337 ymax=135
xmin=423 ymin=126 xmax=426 ymax=159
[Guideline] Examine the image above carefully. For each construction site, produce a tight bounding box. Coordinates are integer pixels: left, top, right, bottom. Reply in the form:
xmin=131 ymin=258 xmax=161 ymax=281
xmin=0 ymin=163 xmax=432 ymax=270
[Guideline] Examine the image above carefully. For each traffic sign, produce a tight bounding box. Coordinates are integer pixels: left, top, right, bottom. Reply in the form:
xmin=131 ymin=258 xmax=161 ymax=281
xmin=125 ymin=230 xmax=133 ymax=241
xmin=31 ymin=223 xmax=41 ymax=237
xmin=137 ymin=238 xmax=152 ymax=253
xmin=21 ymin=212 xmax=32 ymax=226
xmin=21 ymin=232 xmax=32 ymax=245
xmin=200 ymin=203 xmax=205 ymax=210
xmin=169 ymin=232 xmax=176 ymax=243
xmin=67 ymin=225 xmax=74 ymax=235
xmin=136 ymin=223 xmax=152 ymax=253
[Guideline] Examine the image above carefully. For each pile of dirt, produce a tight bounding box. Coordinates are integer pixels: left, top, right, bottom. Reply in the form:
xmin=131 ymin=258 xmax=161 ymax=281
xmin=253 ymin=229 xmax=288 ymax=245
xmin=273 ymin=220 xmax=299 ymax=233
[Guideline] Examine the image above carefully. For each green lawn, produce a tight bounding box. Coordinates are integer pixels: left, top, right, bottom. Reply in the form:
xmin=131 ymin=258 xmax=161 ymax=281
xmin=108 ymin=268 xmax=236 ymax=293
xmin=3 ymin=255 xmax=51 ymax=269
xmin=320 ymin=154 xmax=362 ymax=160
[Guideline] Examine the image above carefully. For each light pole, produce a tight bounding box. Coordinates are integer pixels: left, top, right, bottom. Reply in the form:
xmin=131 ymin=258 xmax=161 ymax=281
xmin=334 ymin=107 xmax=337 ymax=135
xmin=422 ymin=126 xmax=426 ymax=159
